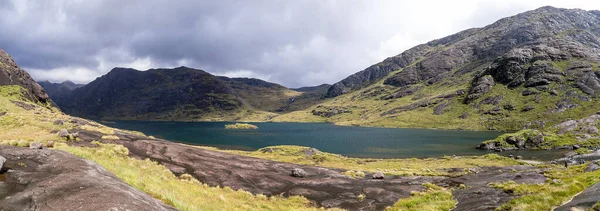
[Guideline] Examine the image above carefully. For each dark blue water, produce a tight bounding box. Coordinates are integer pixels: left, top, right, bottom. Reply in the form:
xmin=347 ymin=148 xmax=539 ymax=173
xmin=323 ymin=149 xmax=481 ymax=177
xmin=107 ymin=121 xmax=567 ymax=160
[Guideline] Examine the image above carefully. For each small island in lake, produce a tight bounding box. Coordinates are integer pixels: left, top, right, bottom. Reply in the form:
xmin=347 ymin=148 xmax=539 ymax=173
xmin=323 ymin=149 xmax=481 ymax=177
xmin=225 ymin=123 xmax=259 ymax=130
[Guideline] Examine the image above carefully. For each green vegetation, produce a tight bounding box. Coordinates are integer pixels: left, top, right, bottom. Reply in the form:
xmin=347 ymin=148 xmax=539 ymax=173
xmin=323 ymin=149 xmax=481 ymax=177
xmin=342 ymin=170 xmax=366 ymax=179
xmin=0 ymin=85 xmax=66 ymax=141
xmin=56 ymin=143 xmax=337 ymax=211
xmin=200 ymin=145 xmax=522 ymax=176
xmin=592 ymin=202 xmax=600 ymax=211
xmin=385 ymin=183 xmax=456 ymax=211
xmin=225 ymin=123 xmax=259 ymax=129
xmin=100 ymin=135 xmax=120 ymax=140
xmin=490 ymin=163 xmax=600 ymax=210
xmin=575 ymin=148 xmax=592 ymax=155
xmin=482 ymin=128 xmax=600 ymax=150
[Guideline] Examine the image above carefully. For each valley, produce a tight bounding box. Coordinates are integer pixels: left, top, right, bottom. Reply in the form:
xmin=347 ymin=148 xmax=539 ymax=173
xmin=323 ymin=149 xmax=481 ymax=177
xmin=3 ymin=5 xmax=600 ymax=211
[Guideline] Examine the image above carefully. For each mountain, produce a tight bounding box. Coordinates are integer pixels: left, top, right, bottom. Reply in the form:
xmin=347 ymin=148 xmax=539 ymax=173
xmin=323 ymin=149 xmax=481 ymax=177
xmin=51 ymin=66 xmax=324 ymax=121
xmin=38 ymin=80 xmax=84 ymax=105
xmin=274 ymin=6 xmax=600 ymax=131
xmin=0 ymin=49 xmax=52 ymax=105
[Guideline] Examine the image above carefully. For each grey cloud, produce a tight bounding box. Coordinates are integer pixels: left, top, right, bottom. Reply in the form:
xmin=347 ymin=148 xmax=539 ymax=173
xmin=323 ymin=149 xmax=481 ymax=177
xmin=1 ymin=0 xmax=596 ymax=87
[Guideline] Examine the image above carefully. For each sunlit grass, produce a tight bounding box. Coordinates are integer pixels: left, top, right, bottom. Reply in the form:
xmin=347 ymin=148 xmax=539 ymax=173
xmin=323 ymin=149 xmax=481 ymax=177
xmin=385 ymin=183 xmax=456 ymax=211
xmin=56 ymin=143 xmax=338 ymax=211
xmin=490 ymin=162 xmax=600 ymax=210
xmin=200 ymin=145 xmax=523 ymax=176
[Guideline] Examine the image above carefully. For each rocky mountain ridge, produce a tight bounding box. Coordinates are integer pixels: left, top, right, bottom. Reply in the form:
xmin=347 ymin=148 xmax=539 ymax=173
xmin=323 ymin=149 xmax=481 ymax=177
xmin=272 ymin=6 xmax=600 ymax=132
xmin=45 ymin=66 xmax=326 ymax=121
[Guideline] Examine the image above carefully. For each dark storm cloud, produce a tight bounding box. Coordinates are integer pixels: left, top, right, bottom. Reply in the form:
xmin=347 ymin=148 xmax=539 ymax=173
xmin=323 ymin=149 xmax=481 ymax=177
xmin=1 ymin=0 xmax=599 ymax=87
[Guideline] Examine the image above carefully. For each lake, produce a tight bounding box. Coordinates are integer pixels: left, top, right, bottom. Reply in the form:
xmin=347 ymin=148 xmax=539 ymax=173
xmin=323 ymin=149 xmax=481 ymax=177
xmin=108 ymin=121 xmax=568 ymax=160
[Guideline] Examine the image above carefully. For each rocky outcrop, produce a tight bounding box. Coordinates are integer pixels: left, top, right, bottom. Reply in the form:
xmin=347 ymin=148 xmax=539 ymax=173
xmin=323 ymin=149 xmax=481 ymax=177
xmin=67 ymin=128 xmax=550 ymax=211
xmin=555 ymin=180 xmax=600 ymax=211
xmin=0 ymin=49 xmax=52 ymax=105
xmin=465 ymin=75 xmax=495 ymax=104
xmin=328 ymin=6 xmax=600 ymax=102
xmin=311 ymin=105 xmax=352 ymax=117
xmin=0 ymin=146 xmax=176 ymax=211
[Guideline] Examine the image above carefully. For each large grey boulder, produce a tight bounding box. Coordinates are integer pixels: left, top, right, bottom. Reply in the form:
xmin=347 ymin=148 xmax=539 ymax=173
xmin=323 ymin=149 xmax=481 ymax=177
xmin=29 ymin=142 xmax=43 ymax=149
xmin=0 ymin=155 xmax=5 ymax=170
xmin=372 ymin=172 xmax=385 ymax=179
xmin=58 ymin=129 xmax=70 ymax=138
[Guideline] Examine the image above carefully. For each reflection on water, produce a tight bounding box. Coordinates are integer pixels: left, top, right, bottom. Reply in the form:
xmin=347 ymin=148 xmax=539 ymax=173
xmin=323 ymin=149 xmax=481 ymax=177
xmin=108 ymin=121 xmax=566 ymax=160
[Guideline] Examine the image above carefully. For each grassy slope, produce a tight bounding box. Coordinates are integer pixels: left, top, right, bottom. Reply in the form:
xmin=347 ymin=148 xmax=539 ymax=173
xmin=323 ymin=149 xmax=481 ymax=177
xmin=5 ymin=83 xmax=599 ymax=210
xmin=0 ymin=84 xmax=334 ymax=211
xmin=385 ymin=183 xmax=456 ymax=211
xmin=56 ymin=143 xmax=330 ymax=211
xmin=271 ymin=60 xmax=600 ymax=132
xmin=490 ymin=163 xmax=600 ymax=210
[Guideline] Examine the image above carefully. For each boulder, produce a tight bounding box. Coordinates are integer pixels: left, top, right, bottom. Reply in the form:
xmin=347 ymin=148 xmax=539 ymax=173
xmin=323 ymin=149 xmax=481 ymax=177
xmin=291 ymin=168 xmax=307 ymax=178
xmin=515 ymin=155 xmax=523 ymax=160
xmin=372 ymin=172 xmax=385 ymax=179
xmin=29 ymin=142 xmax=43 ymax=149
xmin=477 ymin=142 xmax=499 ymax=150
xmin=521 ymin=89 xmax=538 ymax=96
xmin=522 ymin=105 xmax=534 ymax=112
xmin=527 ymin=134 xmax=544 ymax=146
xmin=71 ymin=132 xmax=80 ymax=140
xmin=585 ymin=163 xmax=600 ymax=172
xmin=303 ymin=148 xmax=320 ymax=157
xmin=555 ymin=120 xmax=578 ymax=134
xmin=53 ymin=120 xmax=64 ymax=125
xmin=0 ymin=155 xmax=5 ymax=170
xmin=458 ymin=113 xmax=469 ymax=119
xmin=573 ymin=145 xmax=581 ymax=150
xmin=58 ymin=129 xmax=70 ymax=138
xmin=503 ymin=104 xmax=516 ymax=111
xmin=505 ymin=136 xmax=517 ymax=145
xmin=516 ymin=139 xmax=526 ymax=149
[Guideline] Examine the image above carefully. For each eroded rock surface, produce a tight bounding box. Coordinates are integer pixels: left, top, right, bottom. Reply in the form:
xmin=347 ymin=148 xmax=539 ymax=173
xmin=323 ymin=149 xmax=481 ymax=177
xmin=0 ymin=146 xmax=176 ymax=211
xmin=555 ymin=181 xmax=600 ymax=211
xmin=71 ymin=130 xmax=547 ymax=211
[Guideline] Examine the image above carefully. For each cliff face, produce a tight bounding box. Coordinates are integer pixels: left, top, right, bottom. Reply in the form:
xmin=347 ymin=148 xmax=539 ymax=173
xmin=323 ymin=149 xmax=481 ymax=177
xmin=0 ymin=49 xmax=52 ymax=105
xmin=326 ymin=6 xmax=600 ymax=99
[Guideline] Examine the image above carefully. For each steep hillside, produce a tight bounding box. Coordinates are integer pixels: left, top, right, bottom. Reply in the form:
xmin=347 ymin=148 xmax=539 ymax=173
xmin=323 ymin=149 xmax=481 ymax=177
xmin=0 ymin=49 xmax=52 ymax=105
xmin=274 ymin=6 xmax=600 ymax=132
xmin=38 ymin=80 xmax=84 ymax=105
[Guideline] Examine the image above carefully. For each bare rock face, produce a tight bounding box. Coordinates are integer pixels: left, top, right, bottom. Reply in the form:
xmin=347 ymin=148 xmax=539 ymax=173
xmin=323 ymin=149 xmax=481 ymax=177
xmin=0 ymin=146 xmax=176 ymax=211
xmin=555 ymin=181 xmax=600 ymax=211
xmin=326 ymin=7 xmax=600 ymax=99
xmin=465 ymin=75 xmax=495 ymax=104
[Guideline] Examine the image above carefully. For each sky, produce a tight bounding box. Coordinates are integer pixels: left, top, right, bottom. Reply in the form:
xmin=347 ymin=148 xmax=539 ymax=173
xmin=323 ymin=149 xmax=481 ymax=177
xmin=1 ymin=1 xmax=600 ymax=88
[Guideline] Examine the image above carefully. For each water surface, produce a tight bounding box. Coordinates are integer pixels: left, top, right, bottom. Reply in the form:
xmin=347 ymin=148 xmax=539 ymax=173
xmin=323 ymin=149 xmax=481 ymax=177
xmin=108 ymin=121 xmax=567 ymax=160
